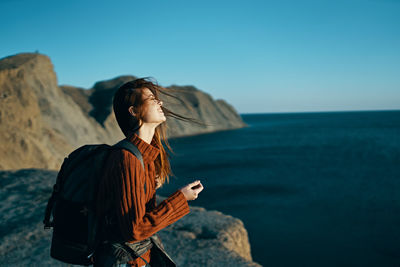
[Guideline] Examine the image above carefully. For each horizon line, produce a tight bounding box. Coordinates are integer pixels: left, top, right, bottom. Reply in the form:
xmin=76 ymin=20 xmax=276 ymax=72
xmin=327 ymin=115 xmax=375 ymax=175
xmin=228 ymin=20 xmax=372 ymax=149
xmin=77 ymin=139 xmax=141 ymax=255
xmin=240 ymin=108 xmax=400 ymax=115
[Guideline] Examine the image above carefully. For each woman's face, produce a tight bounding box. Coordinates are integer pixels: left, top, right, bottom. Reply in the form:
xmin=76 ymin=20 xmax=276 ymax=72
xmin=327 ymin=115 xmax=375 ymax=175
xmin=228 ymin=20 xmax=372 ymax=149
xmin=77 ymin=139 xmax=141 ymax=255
xmin=140 ymin=88 xmax=166 ymax=124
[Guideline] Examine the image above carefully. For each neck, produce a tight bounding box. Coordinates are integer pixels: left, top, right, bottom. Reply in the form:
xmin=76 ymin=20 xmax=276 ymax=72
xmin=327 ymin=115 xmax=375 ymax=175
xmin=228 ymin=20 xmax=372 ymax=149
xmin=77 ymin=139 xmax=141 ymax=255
xmin=135 ymin=123 xmax=157 ymax=144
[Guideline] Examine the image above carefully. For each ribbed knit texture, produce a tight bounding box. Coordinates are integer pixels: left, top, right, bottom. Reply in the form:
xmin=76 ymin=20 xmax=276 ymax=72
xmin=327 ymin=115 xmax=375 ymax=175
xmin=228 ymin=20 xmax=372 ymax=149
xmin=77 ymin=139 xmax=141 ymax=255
xmin=96 ymin=133 xmax=190 ymax=266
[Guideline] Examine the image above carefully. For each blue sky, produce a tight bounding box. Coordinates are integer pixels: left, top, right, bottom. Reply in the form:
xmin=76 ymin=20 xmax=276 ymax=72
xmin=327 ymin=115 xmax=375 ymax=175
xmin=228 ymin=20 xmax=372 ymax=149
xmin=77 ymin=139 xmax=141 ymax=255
xmin=1 ymin=0 xmax=399 ymax=113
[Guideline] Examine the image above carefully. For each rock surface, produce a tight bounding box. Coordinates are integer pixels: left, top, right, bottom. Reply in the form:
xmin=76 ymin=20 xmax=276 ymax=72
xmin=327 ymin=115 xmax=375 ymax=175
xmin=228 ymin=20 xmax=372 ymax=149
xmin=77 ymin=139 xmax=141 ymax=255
xmin=0 ymin=169 xmax=261 ymax=266
xmin=158 ymin=205 xmax=261 ymax=266
xmin=0 ymin=53 xmax=247 ymax=170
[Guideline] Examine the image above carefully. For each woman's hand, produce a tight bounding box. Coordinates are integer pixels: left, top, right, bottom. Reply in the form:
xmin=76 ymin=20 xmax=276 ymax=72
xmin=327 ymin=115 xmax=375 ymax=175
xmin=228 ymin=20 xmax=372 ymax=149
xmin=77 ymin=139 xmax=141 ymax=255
xmin=180 ymin=180 xmax=204 ymax=201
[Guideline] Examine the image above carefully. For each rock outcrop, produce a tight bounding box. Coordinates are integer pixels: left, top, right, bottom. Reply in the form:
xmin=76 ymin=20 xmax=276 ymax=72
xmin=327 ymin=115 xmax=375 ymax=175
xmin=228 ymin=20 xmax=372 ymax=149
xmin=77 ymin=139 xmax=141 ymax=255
xmin=160 ymin=85 xmax=247 ymax=138
xmin=0 ymin=53 xmax=118 ymax=170
xmin=0 ymin=53 xmax=247 ymax=170
xmin=158 ymin=206 xmax=261 ymax=266
xmin=0 ymin=169 xmax=261 ymax=266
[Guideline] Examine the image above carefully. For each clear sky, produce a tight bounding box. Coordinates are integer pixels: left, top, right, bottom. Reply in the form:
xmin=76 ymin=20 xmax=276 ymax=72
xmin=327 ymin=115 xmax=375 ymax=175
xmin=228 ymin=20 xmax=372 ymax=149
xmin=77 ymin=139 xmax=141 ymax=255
xmin=1 ymin=0 xmax=399 ymax=114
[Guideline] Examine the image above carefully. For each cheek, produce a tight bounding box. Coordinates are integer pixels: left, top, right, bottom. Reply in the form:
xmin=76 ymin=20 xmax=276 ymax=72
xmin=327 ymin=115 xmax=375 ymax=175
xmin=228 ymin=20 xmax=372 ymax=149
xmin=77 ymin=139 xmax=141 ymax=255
xmin=141 ymin=105 xmax=158 ymax=120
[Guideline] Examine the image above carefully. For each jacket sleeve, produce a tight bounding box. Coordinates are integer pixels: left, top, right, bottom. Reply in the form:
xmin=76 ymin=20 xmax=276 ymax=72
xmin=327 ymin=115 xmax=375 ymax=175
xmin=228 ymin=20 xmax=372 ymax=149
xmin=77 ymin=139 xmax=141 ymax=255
xmin=114 ymin=150 xmax=190 ymax=242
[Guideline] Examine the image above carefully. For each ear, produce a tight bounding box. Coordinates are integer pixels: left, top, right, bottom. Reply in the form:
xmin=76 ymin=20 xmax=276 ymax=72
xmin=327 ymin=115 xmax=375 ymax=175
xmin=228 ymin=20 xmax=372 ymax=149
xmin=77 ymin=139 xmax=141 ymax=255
xmin=128 ymin=106 xmax=136 ymax=117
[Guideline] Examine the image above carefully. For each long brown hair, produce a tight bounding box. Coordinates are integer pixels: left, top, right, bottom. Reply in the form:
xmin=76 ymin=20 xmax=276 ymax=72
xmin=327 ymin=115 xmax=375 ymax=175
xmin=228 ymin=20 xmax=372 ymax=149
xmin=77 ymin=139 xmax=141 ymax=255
xmin=113 ymin=77 xmax=206 ymax=186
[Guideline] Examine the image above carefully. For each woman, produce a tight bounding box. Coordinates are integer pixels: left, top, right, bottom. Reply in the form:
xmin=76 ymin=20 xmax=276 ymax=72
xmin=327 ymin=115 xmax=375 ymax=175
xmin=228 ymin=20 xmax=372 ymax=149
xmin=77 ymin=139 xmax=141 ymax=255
xmin=95 ymin=78 xmax=204 ymax=266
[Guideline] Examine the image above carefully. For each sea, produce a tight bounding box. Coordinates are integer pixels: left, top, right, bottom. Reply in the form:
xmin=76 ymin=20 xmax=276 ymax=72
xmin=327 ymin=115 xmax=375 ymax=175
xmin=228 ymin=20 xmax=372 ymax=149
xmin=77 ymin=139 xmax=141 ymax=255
xmin=158 ymin=110 xmax=400 ymax=267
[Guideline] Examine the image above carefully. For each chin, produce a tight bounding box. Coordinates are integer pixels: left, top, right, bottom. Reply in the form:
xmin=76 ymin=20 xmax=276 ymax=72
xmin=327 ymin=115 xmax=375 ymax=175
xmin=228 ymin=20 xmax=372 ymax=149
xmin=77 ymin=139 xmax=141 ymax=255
xmin=156 ymin=117 xmax=166 ymax=124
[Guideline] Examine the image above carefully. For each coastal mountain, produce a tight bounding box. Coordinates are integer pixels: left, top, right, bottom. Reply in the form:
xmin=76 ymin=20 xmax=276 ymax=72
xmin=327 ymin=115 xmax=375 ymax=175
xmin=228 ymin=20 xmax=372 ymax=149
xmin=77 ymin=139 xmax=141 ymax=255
xmin=0 ymin=53 xmax=247 ymax=170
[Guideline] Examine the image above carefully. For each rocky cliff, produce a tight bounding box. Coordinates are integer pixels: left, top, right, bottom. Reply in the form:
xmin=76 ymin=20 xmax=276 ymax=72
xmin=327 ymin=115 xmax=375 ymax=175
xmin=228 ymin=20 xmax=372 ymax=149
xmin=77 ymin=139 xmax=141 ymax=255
xmin=0 ymin=169 xmax=261 ymax=266
xmin=0 ymin=53 xmax=247 ymax=170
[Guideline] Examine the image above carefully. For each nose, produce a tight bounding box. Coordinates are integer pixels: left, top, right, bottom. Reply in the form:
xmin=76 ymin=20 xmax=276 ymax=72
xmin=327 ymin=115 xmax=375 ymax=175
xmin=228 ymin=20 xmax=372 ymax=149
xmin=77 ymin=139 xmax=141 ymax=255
xmin=158 ymin=99 xmax=163 ymax=106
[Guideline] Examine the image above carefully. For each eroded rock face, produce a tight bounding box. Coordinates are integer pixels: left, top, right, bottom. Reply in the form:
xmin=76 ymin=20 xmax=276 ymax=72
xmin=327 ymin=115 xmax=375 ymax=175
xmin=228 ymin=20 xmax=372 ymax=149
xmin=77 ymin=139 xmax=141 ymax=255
xmin=161 ymin=85 xmax=247 ymax=138
xmin=0 ymin=169 xmax=260 ymax=266
xmin=0 ymin=54 xmax=73 ymax=170
xmin=0 ymin=52 xmax=247 ymax=170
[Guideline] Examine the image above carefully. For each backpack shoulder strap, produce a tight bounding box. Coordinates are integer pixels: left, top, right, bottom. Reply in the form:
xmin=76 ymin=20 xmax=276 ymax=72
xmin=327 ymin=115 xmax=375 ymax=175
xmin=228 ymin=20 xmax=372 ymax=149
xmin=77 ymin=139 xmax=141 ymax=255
xmin=112 ymin=139 xmax=145 ymax=170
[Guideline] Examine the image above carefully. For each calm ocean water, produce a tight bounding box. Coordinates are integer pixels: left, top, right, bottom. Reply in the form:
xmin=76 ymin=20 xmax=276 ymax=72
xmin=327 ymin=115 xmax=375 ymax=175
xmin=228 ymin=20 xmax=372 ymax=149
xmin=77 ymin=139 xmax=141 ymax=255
xmin=158 ymin=110 xmax=400 ymax=267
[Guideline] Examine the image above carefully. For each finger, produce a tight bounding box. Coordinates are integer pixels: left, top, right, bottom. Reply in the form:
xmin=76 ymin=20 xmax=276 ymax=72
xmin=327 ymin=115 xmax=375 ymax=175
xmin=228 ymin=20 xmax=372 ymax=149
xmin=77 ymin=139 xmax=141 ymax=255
xmin=188 ymin=180 xmax=201 ymax=187
xmin=193 ymin=184 xmax=204 ymax=194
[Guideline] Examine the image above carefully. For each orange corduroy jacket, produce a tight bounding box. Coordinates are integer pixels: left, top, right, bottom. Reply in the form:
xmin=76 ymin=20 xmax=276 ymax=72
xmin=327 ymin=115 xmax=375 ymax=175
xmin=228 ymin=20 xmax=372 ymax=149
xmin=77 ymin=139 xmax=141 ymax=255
xmin=96 ymin=133 xmax=190 ymax=266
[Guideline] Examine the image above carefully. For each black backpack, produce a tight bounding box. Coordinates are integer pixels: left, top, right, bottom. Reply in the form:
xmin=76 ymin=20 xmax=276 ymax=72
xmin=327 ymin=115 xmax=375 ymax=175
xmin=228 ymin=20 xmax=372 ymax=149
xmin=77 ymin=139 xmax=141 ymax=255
xmin=43 ymin=139 xmax=145 ymax=266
